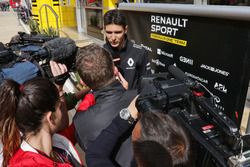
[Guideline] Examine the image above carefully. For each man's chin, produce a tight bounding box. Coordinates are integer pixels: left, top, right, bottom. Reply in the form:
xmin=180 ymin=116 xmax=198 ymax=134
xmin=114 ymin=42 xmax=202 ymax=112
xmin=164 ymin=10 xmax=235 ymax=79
xmin=110 ymin=43 xmax=119 ymax=48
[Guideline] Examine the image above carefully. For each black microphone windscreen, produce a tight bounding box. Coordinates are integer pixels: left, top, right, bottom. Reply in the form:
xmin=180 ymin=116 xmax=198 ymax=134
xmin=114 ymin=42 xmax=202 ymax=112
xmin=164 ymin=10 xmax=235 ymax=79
xmin=43 ymin=37 xmax=77 ymax=61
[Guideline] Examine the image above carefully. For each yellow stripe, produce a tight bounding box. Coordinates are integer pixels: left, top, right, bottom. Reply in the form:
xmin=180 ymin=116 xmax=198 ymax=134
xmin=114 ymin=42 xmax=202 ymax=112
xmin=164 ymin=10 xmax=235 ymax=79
xmin=150 ymin=33 xmax=187 ymax=47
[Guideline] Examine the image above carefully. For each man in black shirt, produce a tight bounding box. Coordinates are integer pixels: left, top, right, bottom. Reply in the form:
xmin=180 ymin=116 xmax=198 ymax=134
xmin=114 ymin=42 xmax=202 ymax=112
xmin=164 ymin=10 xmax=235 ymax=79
xmin=103 ymin=9 xmax=151 ymax=89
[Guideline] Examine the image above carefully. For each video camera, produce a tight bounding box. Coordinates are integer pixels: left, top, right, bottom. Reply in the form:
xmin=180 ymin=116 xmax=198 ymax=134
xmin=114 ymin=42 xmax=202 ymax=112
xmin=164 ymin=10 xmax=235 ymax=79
xmin=136 ymin=65 xmax=250 ymax=167
xmin=1 ymin=32 xmax=77 ymax=85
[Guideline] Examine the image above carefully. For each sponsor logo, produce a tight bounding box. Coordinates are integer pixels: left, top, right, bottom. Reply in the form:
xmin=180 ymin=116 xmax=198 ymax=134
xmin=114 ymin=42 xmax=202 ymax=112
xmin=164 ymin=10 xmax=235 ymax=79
xmin=213 ymin=95 xmax=221 ymax=103
xmin=157 ymin=48 xmax=173 ymax=58
xmin=151 ymin=59 xmax=166 ymax=67
xmin=214 ymin=82 xmax=227 ymax=93
xmin=127 ymin=58 xmax=134 ymax=67
xmin=133 ymin=43 xmax=142 ymax=49
xmin=131 ymin=42 xmax=152 ymax=52
xmin=212 ymin=95 xmax=225 ymax=110
xmin=141 ymin=44 xmax=152 ymax=52
xmin=179 ymin=56 xmax=193 ymax=66
xmin=200 ymin=64 xmax=230 ymax=77
xmin=185 ymin=72 xmax=208 ymax=84
xmin=215 ymin=103 xmax=225 ymax=111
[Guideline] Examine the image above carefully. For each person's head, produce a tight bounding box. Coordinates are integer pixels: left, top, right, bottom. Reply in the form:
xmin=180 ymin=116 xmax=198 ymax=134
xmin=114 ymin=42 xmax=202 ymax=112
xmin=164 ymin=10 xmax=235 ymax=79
xmin=104 ymin=9 xmax=128 ymax=49
xmin=76 ymin=44 xmax=115 ymax=90
xmin=0 ymin=77 xmax=62 ymax=167
xmin=132 ymin=112 xmax=191 ymax=167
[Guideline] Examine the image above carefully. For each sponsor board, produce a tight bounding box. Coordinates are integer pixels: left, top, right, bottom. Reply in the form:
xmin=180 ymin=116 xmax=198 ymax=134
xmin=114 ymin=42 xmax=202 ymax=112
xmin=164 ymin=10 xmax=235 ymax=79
xmin=124 ymin=10 xmax=250 ymax=122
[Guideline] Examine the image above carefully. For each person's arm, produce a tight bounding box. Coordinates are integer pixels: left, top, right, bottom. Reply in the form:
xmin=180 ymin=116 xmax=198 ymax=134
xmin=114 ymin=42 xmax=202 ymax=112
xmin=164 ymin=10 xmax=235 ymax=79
xmin=85 ymin=96 xmax=138 ymax=167
xmin=49 ymin=60 xmax=91 ymax=110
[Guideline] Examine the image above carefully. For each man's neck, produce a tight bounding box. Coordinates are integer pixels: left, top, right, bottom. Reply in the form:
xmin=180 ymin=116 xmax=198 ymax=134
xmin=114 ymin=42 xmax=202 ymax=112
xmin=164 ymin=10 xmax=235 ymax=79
xmin=118 ymin=37 xmax=126 ymax=51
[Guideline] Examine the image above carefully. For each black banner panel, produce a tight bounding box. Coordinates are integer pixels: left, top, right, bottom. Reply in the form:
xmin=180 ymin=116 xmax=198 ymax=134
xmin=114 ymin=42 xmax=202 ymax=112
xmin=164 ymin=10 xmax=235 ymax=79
xmin=122 ymin=10 xmax=250 ymax=124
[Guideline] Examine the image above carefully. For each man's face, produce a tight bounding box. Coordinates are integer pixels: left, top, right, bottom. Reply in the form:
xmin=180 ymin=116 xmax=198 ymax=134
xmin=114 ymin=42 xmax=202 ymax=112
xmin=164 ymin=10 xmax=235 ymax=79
xmin=105 ymin=24 xmax=127 ymax=49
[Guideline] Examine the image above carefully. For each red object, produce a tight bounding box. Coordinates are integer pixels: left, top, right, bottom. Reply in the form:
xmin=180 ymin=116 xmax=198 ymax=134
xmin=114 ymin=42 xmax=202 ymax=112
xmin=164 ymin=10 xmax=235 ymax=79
xmin=235 ymin=111 xmax=238 ymax=120
xmin=59 ymin=93 xmax=95 ymax=144
xmin=201 ymin=124 xmax=214 ymax=131
xmin=9 ymin=0 xmax=20 ymax=8
xmin=77 ymin=93 xmax=95 ymax=111
xmin=193 ymin=91 xmax=204 ymax=97
xmin=9 ymin=149 xmax=72 ymax=167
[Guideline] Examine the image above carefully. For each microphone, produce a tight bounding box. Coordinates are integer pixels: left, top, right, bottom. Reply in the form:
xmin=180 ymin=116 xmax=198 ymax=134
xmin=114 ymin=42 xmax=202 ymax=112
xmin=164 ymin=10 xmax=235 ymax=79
xmin=32 ymin=37 xmax=77 ymax=71
xmin=168 ymin=65 xmax=196 ymax=88
xmin=33 ymin=37 xmax=77 ymax=61
xmin=43 ymin=37 xmax=77 ymax=61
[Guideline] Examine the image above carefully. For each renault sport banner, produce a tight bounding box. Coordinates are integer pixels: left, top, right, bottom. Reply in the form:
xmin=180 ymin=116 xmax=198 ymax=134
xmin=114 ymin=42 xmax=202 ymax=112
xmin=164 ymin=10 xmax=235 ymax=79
xmin=122 ymin=10 xmax=250 ymax=124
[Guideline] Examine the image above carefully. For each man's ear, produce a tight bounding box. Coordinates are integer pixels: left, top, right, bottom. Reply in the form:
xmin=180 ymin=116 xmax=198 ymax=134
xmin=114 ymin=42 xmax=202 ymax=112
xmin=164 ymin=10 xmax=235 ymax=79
xmin=125 ymin=25 xmax=128 ymax=34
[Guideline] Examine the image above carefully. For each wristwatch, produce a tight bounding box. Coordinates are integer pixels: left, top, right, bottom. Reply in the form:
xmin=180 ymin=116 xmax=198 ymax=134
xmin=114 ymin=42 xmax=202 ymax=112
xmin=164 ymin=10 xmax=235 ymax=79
xmin=119 ymin=108 xmax=136 ymax=124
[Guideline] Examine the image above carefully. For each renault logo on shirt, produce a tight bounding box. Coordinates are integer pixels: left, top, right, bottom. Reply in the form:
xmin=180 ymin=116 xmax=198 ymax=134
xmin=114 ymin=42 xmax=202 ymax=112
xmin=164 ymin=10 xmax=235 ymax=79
xmin=126 ymin=58 xmax=135 ymax=70
xmin=127 ymin=58 xmax=134 ymax=67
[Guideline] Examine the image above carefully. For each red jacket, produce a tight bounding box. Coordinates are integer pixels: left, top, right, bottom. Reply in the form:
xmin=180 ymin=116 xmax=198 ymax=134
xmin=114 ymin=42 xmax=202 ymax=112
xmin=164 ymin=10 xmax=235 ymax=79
xmin=9 ymin=149 xmax=72 ymax=167
xmin=9 ymin=140 xmax=73 ymax=167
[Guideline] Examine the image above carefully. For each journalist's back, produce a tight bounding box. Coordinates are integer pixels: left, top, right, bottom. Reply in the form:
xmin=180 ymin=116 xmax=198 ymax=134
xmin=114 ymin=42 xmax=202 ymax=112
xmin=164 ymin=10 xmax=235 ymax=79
xmin=73 ymin=44 xmax=137 ymax=167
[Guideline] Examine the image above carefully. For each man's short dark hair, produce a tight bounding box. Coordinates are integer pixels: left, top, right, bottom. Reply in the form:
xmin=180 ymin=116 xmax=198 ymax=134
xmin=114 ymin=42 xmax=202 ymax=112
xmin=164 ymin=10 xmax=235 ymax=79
xmin=133 ymin=112 xmax=191 ymax=167
xmin=104 ymin=9 xmax=127 ymax=28
xmin=76 ymin=44 xmax=114 ymax=90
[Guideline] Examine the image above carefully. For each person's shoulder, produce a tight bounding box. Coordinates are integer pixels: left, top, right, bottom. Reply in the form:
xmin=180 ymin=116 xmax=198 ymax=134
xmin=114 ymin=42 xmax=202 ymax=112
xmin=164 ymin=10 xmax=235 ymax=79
xmin=128 ymin=40 xmax=147 ymax=54
xmin=73 ymin=103 xmax=103 ymax=124
xmin=128 ymin=40 xmax=143 ymax=50
xmin=9 ymin=149 xmax=48 ymax=167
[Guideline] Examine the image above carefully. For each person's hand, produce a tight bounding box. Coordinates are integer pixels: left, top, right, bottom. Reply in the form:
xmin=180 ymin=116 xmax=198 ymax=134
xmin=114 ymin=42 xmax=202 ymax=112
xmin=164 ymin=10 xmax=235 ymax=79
xmin=49 ymin=61 xmax=69 ymax=86
xmin=114 ymin=66 xmax=128 ymax=90
xmin=50 ymin=60 xmax=68 ymax=77
xmin=128 ymin=95 xmax=139 ymax=120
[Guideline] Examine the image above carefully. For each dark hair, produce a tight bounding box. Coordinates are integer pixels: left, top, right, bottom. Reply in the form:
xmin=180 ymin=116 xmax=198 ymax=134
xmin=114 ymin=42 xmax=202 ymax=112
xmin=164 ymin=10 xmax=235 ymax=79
xmin=133 ymin=112 xmax=190 ymax=167
xmin=133 ymin=140 xmax=173 ymax=167
xmin=0 ymin=77 xmax=59 ymax=166
xmin=0 ymin=80 xmax=21 ymax=167
xmin=76 ymin=43 xmax=115 ymax=90
xmin=104 ymin=9 xmax=127 ymax=28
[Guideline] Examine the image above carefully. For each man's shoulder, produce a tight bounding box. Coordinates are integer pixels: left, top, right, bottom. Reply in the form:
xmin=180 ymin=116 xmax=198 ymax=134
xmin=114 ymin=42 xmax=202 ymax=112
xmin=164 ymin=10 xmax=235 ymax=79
xmin=127 ymin=40 xmax=147 ymax=55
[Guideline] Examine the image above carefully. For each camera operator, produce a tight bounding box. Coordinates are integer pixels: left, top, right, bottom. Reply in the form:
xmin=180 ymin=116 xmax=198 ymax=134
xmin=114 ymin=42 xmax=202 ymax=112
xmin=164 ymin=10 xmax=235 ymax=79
xmin=86 ymin=96 xmax=192 ymax=167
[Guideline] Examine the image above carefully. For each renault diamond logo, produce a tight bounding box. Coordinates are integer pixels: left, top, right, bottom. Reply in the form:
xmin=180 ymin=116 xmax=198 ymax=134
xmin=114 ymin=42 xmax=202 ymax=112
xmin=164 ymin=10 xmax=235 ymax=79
xmin=127 ymin=58 xmax=134 ymax=67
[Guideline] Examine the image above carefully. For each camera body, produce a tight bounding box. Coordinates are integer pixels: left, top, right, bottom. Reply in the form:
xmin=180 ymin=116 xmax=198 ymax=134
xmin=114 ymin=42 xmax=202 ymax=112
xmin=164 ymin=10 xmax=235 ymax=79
xmin=137 ymin=69 xmax=246 ymax=167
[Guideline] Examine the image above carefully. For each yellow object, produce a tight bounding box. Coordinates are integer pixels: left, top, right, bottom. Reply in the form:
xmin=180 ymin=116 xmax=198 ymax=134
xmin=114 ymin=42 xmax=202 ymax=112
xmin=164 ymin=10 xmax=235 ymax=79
xmin=31 ymin=0 xmax=76 ymax=31
xmin=103 ymin=0 xmax=118 ymax=14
